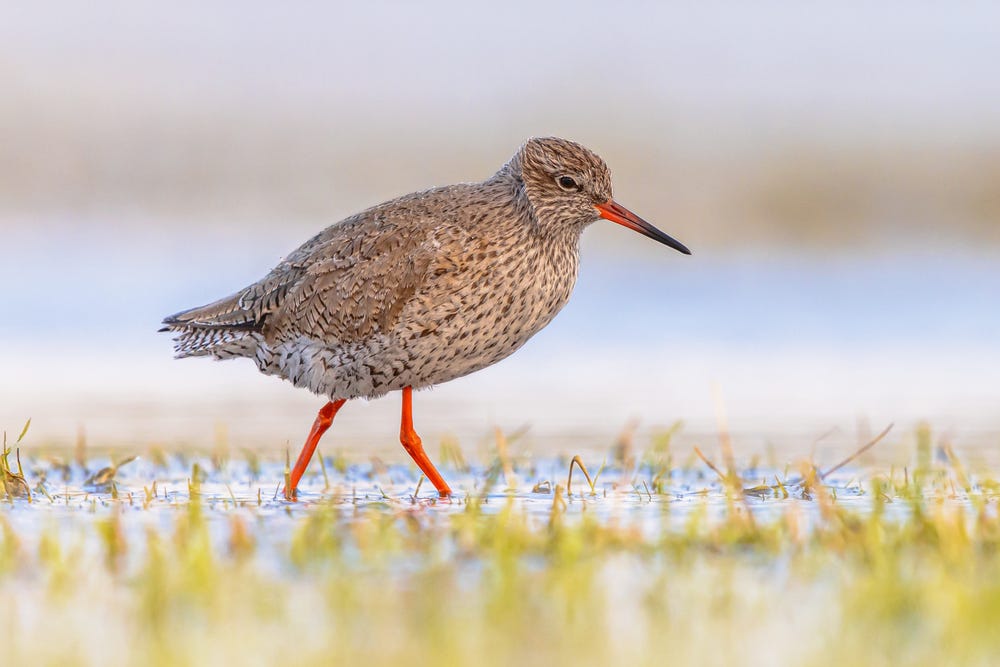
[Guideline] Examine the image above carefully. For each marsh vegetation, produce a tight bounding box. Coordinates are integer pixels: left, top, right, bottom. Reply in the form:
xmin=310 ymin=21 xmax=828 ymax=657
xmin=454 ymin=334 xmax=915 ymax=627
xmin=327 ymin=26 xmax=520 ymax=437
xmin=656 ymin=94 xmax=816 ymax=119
xmin=3 ymin=421 xmax=1000 ymax=665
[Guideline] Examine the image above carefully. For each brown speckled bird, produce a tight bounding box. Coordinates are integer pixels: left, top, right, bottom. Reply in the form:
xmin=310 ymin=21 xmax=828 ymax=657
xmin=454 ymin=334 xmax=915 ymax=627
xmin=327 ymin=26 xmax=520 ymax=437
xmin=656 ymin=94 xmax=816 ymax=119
xmin=161 ymin=137 xmax=690 ymax=499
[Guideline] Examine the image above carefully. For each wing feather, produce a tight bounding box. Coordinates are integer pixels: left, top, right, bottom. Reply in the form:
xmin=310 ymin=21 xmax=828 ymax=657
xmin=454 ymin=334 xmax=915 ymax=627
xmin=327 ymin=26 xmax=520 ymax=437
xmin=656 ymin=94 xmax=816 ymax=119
xmin=163 ymin=213 xmax=436 ymax=346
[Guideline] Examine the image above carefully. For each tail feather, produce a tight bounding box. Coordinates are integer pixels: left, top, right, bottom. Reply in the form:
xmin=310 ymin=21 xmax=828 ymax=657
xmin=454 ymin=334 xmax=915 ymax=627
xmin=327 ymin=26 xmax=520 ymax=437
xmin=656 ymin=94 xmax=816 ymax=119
xmin=161 ymin=291 xmax=265 ymax=359
xmin=162 ymin=292 xmax=262 ymax=330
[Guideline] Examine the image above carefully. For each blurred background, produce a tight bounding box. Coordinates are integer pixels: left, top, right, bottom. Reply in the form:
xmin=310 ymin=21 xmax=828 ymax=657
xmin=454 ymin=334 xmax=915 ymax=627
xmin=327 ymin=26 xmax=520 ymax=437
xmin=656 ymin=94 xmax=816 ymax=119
xmin=1 ymin=1 xmax=998 ymax=452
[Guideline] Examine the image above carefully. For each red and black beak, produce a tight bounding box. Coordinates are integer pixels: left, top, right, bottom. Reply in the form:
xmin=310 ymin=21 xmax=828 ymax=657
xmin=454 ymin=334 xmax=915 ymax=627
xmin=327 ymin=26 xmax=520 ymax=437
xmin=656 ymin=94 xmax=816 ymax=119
xmin=595 ymin=200 xmax=691 ymax=255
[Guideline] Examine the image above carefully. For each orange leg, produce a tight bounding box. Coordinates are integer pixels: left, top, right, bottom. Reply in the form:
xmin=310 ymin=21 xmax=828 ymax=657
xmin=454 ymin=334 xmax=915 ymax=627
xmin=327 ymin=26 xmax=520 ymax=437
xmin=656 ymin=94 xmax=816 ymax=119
xmin=400 ymin=386 xmax=452 ymax=497
xmin=285 ymin=399 xmax=347 ymax=500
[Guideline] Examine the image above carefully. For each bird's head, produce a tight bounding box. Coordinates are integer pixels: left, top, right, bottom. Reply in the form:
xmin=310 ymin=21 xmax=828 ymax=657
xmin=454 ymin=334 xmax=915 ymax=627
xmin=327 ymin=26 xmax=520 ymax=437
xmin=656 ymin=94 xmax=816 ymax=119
xmin=514 ymin=136 xmax=690 ymax=255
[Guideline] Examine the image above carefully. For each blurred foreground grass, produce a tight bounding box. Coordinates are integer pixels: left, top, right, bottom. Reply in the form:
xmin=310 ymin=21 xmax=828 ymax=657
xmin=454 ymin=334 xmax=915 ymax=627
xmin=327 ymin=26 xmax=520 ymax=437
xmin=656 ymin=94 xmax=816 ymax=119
xmin=3 ymin=422 xmax=1000 ymax=666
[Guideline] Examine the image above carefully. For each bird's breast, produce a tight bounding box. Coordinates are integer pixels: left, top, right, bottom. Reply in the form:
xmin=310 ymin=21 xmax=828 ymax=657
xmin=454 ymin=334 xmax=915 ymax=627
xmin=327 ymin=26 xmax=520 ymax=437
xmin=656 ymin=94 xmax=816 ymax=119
xmin=397 ymin=230 xmax=580 ymax=386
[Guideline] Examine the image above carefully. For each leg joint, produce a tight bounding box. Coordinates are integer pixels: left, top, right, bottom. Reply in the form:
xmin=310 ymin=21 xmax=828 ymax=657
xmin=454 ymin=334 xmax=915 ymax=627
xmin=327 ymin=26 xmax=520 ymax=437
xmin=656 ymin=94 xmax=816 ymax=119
xmin=400 ymin=429 xmax=423 ymax=453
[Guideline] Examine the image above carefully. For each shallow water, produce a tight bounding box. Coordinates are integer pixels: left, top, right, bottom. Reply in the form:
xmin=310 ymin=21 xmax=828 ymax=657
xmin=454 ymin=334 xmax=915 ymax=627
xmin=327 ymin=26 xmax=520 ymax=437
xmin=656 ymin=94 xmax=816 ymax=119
xmin=0 ymin=442 xmax=949 ymax=567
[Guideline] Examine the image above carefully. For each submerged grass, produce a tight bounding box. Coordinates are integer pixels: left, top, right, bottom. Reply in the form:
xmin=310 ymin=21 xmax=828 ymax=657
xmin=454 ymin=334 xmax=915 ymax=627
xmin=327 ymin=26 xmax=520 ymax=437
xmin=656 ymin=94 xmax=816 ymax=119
xmin=2 ymin=422 xmax=1000 ymax=666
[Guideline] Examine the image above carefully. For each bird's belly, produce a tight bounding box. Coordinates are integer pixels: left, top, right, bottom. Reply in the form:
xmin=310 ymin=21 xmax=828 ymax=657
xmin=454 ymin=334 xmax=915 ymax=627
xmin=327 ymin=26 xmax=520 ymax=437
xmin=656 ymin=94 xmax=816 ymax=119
xmin=258 ymin=334 xmax=413 ymax=400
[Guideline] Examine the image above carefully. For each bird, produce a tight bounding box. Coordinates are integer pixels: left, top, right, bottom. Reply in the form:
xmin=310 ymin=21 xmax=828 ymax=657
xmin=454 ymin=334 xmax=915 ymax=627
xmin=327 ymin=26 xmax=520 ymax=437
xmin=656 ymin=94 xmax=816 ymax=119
xmin=161 ymin=137 xmax=690 ymax=500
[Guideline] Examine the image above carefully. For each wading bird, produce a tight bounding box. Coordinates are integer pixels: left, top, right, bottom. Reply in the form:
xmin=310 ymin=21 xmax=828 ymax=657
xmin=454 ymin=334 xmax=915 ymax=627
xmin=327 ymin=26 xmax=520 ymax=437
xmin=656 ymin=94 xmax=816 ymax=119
xmin=162 ymin=137 xmax=690 ymax=499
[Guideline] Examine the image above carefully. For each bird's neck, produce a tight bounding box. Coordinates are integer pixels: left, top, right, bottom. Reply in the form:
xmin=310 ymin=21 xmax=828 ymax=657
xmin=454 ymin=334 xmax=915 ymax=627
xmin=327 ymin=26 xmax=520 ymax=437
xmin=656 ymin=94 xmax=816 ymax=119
xmin=489 ymin=158 xmax=583 ymax=249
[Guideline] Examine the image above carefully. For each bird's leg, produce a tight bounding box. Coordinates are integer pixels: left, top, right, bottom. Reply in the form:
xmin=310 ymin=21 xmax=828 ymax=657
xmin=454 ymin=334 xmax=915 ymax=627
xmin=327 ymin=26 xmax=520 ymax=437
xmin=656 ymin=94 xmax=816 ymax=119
xmin=285 ymin=399 xmax=347 ymax=500
xmin=400 ymin=386 xmax=452 ymax=497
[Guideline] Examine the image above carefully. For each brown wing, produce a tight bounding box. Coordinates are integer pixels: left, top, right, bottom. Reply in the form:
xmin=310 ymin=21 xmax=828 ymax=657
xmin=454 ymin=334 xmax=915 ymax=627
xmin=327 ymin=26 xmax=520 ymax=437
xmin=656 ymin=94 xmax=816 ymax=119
xmin=164 ymin=212 xmax=436 ymax=351
xmin=261 ymin=213 xmax=439 ymax=346
xmin=161 ymin=232 xmax=330 ymax=333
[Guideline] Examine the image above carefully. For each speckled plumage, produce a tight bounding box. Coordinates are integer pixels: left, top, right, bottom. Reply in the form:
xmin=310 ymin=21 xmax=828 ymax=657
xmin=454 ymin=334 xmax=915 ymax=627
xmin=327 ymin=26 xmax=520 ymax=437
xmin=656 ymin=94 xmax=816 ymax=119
xmin=162 ymin=137 xmax=680 ymax=402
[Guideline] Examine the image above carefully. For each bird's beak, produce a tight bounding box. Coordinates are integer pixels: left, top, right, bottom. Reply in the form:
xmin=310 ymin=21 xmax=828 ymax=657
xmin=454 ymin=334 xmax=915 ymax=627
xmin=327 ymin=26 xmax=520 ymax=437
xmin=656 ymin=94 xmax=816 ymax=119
xmin=595 ymin=200 xmax=691 ymax=255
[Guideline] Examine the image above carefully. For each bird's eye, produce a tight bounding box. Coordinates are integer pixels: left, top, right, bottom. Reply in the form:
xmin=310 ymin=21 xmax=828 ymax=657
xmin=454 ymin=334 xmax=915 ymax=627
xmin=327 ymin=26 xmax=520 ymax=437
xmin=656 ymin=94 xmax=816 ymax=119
xmin=557 ymin=175 xmax=580 ymax=191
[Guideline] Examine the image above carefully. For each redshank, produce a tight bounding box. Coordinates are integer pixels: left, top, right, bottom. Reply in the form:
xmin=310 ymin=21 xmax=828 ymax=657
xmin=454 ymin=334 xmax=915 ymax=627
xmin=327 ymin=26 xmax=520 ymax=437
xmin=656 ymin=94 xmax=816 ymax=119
xmin=161 ymin=137 xmax=690 ymax=499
